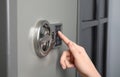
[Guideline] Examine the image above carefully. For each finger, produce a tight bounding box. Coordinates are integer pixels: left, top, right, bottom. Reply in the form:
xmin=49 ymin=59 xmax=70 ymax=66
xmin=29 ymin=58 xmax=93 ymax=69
xmin=61 ymin=50 xmax=70 ymax=60
xmin=60 ymin=57 xmax=66 ymax=69
xmin=60 ymin=61 xmax=66 ymax=69
xmin=60 ymin=51 xmax=70 ymax=69
xmin=68 ymin=42 xmax=79 ymax=57
xmin=58 ymin=31 xmax=72 ymax=46
xmin=58 ymin=31 xmax=79 ymax=51
xmin=65 ymin=60 xmax=75 ymax=68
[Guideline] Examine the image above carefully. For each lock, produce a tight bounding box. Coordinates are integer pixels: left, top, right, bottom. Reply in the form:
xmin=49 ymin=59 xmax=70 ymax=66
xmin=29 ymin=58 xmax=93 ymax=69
xmin=33 ymin=20 xmax=54 ymax=57
xmin=50 ymin=23 xmax=62 ymax=47
xmin=33 ymin=20 xmax=62 ymax=57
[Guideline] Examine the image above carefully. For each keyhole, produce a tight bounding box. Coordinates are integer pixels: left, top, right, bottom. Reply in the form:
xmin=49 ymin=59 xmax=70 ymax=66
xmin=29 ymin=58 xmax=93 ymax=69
xmin=42 ymin=41 xmax=50 ymax=51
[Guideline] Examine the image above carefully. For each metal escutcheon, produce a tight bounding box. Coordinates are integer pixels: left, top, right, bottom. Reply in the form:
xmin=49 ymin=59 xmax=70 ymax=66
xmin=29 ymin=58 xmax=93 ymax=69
xmin=33 ymin=20 xmax=54 ymax=57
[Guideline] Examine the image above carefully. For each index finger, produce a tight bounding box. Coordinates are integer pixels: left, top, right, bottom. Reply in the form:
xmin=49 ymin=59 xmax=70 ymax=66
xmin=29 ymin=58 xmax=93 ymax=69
xmin=58 ymin=31 xmax=71 ymax=45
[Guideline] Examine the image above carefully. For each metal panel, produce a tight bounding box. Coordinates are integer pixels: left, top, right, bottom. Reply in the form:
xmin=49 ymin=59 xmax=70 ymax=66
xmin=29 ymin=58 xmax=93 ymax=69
xmin=7 ymin=0 xmax=17 ymax=77
xmin=0 ymin=0 xmax=17 ymax=77
xmin=17 ymin=0 xmax=77 ymax=77
xmin=107 ymin=0 xmax=120 ymax=77
xmin=77 ymin=0 xmax=108 ymax=77
xmin=80 ymin=0 xmax=97 ymax=21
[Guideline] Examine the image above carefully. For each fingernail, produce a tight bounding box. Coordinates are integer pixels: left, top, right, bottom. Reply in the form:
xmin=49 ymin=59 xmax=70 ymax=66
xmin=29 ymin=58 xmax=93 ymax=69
xmin=58 ymin=31 xmax=61 ymax=34
xmin=62 ymin=66 xmax=66 ymax=69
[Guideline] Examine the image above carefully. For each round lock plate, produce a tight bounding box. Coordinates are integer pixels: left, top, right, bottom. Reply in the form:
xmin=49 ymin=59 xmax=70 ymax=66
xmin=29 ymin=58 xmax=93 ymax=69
xmin=33 ymin=20 xmax=53 ymax=57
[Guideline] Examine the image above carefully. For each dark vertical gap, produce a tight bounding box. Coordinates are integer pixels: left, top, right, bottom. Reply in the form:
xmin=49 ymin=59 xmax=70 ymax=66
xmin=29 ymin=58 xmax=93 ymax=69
xmin=93 ymin=0 xmax=97 ymax=20
xmin=102 ymin=23 xmax=108 ymax=77
xmin=104 ymin=0 xmax=108 ymax=18
xmin=91 ymin=26 xmax=97 ymax=66
xmin=0 ymin=0 xmax=7 ymax=77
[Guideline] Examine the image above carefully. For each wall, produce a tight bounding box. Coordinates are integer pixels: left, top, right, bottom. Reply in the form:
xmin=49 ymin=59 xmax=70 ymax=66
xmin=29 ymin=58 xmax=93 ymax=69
xmin=107 ymin=0 xmax=120 ymax=77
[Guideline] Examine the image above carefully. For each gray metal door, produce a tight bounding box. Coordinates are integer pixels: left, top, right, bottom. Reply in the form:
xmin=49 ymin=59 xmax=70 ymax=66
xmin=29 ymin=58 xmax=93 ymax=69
xmin=77 ymin=0 xmax=108 ymax=77
xmin=17 ymin=0 xmax=77 ymax=77
xmin=0 ymin=0 xmax=77 ymax=77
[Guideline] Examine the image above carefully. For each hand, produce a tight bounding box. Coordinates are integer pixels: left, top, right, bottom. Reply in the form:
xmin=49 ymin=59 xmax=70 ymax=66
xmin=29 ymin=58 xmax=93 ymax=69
xmin=58 ymin=31 xmax=101 ymax=77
